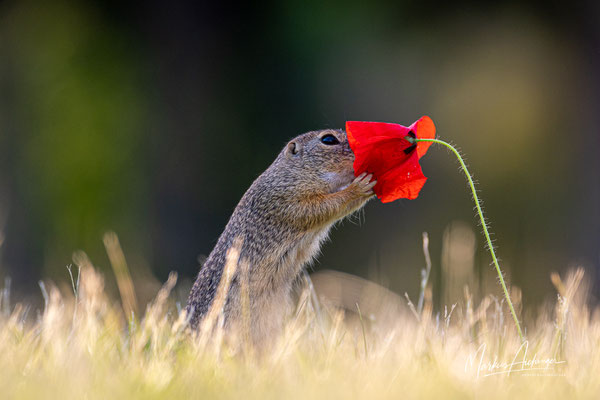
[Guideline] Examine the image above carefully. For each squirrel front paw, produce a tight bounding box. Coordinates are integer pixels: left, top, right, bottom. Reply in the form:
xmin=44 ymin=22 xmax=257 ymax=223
xmin=351 ymin=172 xmax=377 ymax=197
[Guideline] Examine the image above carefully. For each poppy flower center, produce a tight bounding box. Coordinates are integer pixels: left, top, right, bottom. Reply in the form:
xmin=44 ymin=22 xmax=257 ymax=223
xmin=403 ymin=131 xmax=417 ymax=154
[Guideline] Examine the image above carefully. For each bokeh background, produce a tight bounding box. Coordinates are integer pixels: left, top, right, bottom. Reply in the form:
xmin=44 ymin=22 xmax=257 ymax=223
xmin=0 ymin=0 xmax=598 ymax=311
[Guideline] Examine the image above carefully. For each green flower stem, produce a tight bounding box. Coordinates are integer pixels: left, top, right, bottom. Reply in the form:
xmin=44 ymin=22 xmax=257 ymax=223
xmin=411 ymin=137 xmax=524 ymax=342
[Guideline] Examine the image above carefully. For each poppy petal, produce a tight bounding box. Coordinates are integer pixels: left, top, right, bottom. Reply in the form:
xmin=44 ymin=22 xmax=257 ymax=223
xmin=345 ymin=116 xmax=435 ymax=202
xmin=375 ymin=152 xmax=427 ymax=202
xmin=409 ymin=115 xmax=436 ymax=159
xmin=346 ymin=121 xmax=413 ymax=149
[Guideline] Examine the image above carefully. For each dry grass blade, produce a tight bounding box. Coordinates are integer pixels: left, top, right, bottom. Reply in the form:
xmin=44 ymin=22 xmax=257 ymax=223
xmin=198 ymin=237 xmax=241 ymax=347
xmin=417 ymin=232 xmax=432 ymax=315
xmin=103 ymin=231 xmax=138 ymax=318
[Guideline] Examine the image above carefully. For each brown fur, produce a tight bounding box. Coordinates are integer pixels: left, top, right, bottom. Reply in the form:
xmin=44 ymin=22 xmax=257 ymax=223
xmin=186 ymin=129 xmax=375 ymax=344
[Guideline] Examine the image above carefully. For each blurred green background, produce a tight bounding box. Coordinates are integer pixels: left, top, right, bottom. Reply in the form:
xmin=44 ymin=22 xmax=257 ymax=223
xmin=0 ymin=0 xmax=598 ymax=309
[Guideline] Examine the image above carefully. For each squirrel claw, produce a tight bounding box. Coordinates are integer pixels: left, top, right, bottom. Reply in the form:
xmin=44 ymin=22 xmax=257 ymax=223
xmin=352 ymin=173 xmax=376 ymax=196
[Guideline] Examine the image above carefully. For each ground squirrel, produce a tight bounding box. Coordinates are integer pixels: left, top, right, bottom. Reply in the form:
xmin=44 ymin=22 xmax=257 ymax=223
xmin=186 ymin=129 xmax=376 ymax=343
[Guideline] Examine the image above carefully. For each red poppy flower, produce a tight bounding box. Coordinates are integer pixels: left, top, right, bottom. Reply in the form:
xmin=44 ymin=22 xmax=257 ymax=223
xmin=345 ymin=116 xmax=436 ymax=203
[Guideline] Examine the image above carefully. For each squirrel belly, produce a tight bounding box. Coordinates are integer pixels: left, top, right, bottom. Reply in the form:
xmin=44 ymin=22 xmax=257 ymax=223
xmin=185 ymin=129 xmax=376 ymax=344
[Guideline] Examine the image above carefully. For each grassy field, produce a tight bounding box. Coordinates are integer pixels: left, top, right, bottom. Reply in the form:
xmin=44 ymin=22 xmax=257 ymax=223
xmin=0 ymin=240 xmax=598 ymax=399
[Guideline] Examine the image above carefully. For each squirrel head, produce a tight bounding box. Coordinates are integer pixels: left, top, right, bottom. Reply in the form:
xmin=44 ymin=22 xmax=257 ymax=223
xmin=278 ymin=129 xmax=356 ymax=194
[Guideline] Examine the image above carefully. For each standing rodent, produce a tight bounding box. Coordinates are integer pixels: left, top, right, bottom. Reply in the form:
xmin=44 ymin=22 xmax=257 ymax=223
xmin=186 ymin=129 xmax=376 ymax=344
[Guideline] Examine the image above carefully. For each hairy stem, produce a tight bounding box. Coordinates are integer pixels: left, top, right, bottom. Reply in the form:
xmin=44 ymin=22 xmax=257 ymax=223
xmin=412 ymin=137 xmax=524 ymax=341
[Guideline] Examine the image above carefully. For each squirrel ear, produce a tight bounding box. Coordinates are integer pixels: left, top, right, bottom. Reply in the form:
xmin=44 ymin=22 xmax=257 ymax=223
xmin=285 ymin=141 xmax=301 ymax=157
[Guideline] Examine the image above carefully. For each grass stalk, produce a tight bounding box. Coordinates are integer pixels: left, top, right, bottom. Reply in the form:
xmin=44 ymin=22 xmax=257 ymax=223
xmin=103 ymin=232 xmax=138 ymax=319
xmin=417 ymin=232 xmax=432 ymax=315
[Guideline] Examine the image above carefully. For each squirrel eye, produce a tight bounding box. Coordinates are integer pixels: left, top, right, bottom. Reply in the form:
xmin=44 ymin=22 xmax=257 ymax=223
xmin=320 ymin=134 xmax=340 ymax=145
